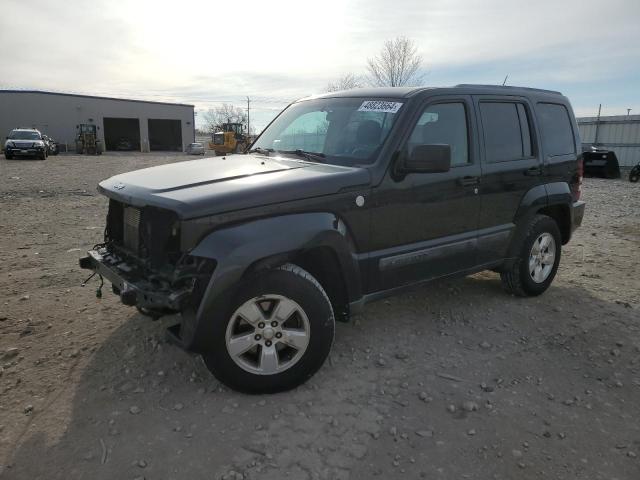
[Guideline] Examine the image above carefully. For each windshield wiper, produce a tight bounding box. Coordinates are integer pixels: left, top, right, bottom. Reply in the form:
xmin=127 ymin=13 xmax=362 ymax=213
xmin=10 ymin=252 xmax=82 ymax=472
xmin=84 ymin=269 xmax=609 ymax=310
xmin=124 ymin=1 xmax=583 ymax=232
xmin=248 ymin=147 xmax=274 ymax=155
xmin=279 ymin=149 xmax=326 ymax=163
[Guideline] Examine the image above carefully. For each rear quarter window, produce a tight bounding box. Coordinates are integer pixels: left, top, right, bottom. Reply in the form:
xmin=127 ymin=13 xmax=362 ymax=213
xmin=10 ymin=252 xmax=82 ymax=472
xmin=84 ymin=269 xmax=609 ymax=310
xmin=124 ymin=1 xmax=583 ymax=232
xmin=536 ymin=103 xmax=576 ymax=156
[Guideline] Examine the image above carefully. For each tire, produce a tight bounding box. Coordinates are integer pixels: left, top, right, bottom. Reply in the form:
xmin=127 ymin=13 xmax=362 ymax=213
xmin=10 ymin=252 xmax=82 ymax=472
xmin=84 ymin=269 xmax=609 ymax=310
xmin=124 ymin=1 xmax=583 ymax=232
xmin=4 ymin=153 xmax=12 ymax=160
xmin=500 ymin=214 xmax=562 ymax=297
xmin=630 ymin=170 xmax=640 ymax=183
xmin=39 ymin=151 xmax=46 ymax=160
xmin=202 ymin=263 xmax=335 ymax=394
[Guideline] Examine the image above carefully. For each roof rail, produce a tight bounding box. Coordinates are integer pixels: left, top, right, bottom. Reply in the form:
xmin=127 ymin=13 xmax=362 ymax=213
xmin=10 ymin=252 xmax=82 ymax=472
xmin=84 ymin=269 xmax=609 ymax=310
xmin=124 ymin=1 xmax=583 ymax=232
xmin=455 ymin=84 xmax=562 ymax=95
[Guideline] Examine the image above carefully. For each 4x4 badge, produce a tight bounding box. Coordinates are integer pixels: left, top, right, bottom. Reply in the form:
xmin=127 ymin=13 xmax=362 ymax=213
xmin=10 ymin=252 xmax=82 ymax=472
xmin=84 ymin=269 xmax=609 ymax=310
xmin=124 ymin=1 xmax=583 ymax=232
xmin=114 ymin=182 xmax=126 ymax=190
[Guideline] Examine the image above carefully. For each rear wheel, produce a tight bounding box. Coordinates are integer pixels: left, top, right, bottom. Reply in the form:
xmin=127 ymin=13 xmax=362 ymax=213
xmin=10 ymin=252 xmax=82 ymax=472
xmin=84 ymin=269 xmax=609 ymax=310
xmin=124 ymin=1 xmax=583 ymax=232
xmin=500 ymin=215 xmax=561 ymax=297
xmin=630 ymin=169 xmax=640 ymax=183
xmin=202 ymin=263 xmax=335 ymax=394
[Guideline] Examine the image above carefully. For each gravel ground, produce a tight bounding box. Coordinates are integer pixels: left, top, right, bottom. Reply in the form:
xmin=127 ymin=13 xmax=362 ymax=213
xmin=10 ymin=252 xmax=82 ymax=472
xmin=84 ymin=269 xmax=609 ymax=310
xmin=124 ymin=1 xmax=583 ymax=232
xmin=1 ymin=153 xmax=639 ymax=479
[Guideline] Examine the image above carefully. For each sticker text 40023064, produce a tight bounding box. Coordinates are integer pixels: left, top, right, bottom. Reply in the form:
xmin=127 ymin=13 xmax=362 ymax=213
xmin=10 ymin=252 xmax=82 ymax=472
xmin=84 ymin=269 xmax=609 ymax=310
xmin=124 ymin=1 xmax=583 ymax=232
xmin=357 ymin=101 xmax=403 ymax=114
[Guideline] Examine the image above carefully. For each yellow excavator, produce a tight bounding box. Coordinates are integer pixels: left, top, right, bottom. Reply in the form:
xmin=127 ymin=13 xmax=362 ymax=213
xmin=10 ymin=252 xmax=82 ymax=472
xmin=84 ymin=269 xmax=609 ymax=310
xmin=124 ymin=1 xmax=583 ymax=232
xmin=209 ymin=122 xmax=248 ymax=156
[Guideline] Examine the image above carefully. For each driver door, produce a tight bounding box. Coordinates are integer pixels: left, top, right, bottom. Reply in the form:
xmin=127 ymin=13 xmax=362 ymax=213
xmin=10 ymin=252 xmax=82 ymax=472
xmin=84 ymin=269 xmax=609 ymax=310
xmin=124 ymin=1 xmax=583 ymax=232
xmin=367 ymin=96 xmax=482 ymax=292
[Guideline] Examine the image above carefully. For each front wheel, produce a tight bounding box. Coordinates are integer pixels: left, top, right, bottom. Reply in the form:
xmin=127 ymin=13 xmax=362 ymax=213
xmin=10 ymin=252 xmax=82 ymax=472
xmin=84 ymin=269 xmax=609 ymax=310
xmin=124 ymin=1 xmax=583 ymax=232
xmin=500 ymin=215 xmax=561 ymax=297
xmin=202 ymin=264 xmax=335 ymax=394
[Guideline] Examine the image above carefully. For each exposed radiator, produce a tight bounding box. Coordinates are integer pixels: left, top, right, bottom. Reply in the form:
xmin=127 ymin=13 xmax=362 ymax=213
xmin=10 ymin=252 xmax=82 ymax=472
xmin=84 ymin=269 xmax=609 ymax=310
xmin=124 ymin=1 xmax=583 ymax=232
xmin=122 ymin=206 xmax=141 ymax=254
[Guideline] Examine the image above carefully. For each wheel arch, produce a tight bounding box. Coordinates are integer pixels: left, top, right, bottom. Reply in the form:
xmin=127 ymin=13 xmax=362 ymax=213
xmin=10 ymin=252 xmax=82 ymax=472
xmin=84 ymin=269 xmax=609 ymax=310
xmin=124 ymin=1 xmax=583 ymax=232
xmin=181 ymin=212 xmax=361 ymax=351
xmin=505 ymin=182 xmax=573 ymax=266
xmin=537 ymin=203 xmax=571 ymax=244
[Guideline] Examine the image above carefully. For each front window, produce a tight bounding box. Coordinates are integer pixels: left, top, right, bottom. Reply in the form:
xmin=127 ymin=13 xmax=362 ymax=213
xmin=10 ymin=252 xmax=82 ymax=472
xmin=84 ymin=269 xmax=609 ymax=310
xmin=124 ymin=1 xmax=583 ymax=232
xmin=252 ymin=97 xmax=404 ymax=166
xmin=9 ymin=130 xmax=41 ymax=140
xmin=407 ymin=103 xmax=470 ymax=166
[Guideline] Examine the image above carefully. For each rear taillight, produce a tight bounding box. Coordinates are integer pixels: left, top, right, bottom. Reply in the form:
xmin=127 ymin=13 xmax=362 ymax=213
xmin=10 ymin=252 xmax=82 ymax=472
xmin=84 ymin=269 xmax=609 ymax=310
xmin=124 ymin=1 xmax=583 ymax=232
xmin=572 ymin=158 xmax=583 ymax=201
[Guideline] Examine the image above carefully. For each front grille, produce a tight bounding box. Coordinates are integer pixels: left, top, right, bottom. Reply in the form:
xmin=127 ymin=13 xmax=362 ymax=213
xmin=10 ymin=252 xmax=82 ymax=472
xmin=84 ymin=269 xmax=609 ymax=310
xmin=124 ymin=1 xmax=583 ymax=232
xmin=105 ymin=199 xmax=181 ymax=267
xmin=122 ymin=206 xmax=141 ymax=253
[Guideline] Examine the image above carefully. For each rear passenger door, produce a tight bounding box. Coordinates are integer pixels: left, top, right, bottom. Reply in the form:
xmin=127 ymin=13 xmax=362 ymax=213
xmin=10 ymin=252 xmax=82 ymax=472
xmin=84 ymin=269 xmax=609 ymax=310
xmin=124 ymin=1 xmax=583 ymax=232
xmin=473 ymin=96 xmax=542 ymax=264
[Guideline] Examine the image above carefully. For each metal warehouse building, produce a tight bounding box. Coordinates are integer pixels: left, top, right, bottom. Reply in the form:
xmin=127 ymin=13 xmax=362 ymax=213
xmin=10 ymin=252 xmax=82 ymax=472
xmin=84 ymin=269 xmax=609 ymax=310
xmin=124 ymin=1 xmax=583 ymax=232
xmin=0 ymin=90 xmax=194 ymax=152
xmin=577 ymin=114 xmax=640 ymax=167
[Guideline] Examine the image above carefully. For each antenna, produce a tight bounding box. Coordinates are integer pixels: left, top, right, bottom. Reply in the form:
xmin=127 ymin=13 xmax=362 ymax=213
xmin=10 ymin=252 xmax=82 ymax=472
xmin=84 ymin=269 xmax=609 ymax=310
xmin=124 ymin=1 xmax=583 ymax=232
xmin=502 ymin=75 xmax=509 ymax=86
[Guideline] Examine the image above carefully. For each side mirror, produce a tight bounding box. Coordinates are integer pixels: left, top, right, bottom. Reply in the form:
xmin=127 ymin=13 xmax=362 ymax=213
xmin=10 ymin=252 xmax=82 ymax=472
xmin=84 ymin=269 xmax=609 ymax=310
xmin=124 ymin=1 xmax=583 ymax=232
xmin=400 ymin=144 xmax=451 ymax=174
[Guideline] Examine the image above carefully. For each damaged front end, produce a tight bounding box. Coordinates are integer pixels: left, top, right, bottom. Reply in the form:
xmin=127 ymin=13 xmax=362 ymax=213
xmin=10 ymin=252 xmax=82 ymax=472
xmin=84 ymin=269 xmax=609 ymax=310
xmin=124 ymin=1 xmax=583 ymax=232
xmin=79 ymin=199 xmax=214 ymax=316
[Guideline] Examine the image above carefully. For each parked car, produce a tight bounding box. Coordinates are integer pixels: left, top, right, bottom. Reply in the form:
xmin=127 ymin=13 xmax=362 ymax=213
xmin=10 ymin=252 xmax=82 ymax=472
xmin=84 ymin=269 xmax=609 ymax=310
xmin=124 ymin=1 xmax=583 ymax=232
xmin=582 ymin=145 xmax=620 ymax=179
xmin=4 ymin=128 xmax=47 ymax=160
xmin=42 ymin=135 xmax=59 ymax=156
xmin=186 ymin=142 xmax=205 ymax=155
xmin=80 ymin=85 xmax=585 ymax=393
xmin=629 ymin=161 xmax=640 ymax=182
xmin=115 ymin=138 xmax=135 ymax=151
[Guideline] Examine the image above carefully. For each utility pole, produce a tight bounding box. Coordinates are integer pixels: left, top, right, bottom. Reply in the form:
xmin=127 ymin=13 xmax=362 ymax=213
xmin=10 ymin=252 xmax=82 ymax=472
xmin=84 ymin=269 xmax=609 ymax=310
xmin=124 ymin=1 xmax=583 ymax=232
xmin=246 ymin=97 xmax=250 ymax=138
xmin=594 ymin=104 xmax=602 ymax=146
xmin=627 ymin=108 xmax=632 ymax=116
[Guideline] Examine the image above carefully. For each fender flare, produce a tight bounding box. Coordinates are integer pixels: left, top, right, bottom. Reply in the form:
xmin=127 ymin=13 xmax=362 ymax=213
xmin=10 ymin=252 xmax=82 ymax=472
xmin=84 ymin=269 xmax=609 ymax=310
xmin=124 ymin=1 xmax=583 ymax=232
xmin=513 ymin=184 xmax=548 ymax=224
xmin=505 ymin=182 xmax=571 ymax=263
xmin=182 ymin=212 xmax=361 ymax=351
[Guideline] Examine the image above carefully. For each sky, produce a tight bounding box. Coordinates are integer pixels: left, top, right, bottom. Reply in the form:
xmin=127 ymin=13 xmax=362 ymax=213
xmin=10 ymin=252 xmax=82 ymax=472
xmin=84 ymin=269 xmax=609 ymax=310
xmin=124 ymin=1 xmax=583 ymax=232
xmin=1 ymin=0 xmax=639 ymax=131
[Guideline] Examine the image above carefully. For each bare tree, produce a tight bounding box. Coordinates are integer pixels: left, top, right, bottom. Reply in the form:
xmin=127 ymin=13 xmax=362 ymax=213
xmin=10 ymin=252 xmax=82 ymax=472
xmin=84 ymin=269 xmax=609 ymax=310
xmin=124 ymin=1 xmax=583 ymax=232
xmin=326 ymin=73 xmax=364 ymax=92
xmin=202 ymin=103 xmax=247 ymax=133
xmin=367 ymin=37 xmax=424 ymax=87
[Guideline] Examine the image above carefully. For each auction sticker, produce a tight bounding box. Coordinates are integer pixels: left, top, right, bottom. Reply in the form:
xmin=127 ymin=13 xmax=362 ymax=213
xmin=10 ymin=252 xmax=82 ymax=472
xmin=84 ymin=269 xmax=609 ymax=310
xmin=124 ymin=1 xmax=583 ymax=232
xmin=358 ymin=100 xmax=403 ymax=114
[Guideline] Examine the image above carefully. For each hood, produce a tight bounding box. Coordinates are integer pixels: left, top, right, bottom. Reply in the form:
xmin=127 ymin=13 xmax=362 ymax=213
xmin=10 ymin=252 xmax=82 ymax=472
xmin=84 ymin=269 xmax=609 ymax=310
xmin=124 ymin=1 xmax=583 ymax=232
xmin=98 ymin=154 xmax=370 ymax=219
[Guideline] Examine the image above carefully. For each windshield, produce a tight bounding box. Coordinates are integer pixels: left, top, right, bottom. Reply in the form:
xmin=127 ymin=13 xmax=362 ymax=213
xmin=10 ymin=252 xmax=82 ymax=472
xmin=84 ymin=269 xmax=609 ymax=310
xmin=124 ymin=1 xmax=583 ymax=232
xmin=9 ymin=130 xmax=41 ymax=140
xmin=252 ymin=97 xmax=404 ymax=166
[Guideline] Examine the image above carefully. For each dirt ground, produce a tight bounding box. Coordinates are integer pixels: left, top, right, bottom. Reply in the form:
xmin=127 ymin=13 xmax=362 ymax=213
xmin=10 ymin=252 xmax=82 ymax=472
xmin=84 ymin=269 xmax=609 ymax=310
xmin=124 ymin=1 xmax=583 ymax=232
xmin=1 ymin=153 xmax=639 ymax=480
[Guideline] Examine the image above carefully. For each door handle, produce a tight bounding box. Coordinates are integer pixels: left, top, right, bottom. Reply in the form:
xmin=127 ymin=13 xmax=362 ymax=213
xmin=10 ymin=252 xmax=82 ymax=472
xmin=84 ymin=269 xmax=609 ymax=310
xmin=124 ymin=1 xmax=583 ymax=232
xmin=524 ymin=166 xmax=542 ymax=176
xmin=457 ymin=176 xmax=480 ymax=186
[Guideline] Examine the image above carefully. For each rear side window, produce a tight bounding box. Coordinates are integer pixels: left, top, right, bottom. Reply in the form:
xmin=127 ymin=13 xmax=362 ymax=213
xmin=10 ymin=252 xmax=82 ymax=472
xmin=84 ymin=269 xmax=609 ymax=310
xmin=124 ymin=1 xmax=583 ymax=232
xmin=479 ymin=102 xmax=533 ymax=162
xmin=536 ymin=103 xmax=575 ymax=156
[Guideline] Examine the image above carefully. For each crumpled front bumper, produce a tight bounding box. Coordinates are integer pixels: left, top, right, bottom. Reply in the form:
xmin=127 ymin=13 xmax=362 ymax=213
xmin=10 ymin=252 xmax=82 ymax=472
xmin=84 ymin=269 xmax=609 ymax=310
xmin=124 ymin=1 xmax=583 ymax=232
xmin=79 ymin=249 xmax=189 ymax=311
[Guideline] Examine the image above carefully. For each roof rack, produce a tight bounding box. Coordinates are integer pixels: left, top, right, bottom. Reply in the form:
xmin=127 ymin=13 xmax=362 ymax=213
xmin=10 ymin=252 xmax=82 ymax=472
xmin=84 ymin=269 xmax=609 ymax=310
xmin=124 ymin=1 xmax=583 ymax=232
xmin=455 ymin=84 xmax=562 ymax=95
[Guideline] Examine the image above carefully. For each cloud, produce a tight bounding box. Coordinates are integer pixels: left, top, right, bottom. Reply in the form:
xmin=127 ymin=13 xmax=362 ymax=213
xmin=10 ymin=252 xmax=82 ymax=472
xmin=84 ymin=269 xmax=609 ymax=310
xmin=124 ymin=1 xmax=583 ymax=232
xmin=1 ymin=0 xmax=638 ymax=127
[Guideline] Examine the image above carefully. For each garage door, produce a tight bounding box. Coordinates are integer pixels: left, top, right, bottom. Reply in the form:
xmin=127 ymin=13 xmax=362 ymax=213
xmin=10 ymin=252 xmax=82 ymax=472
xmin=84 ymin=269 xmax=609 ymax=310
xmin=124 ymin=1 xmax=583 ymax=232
xmin=148 ymin=119 xmax=182 ymax=151
xmin=103 ymin=118 xmax=140 ymax=151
